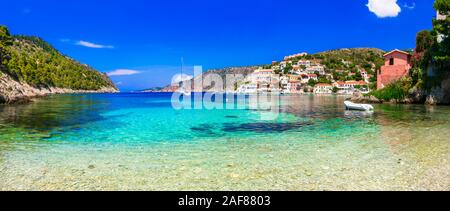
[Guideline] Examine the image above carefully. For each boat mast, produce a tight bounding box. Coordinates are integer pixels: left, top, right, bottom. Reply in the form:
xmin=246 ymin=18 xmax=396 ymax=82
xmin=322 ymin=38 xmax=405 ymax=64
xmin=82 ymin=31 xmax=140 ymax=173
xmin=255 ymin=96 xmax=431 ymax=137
xmin=180 ymin=57 xmax=184 ymax=87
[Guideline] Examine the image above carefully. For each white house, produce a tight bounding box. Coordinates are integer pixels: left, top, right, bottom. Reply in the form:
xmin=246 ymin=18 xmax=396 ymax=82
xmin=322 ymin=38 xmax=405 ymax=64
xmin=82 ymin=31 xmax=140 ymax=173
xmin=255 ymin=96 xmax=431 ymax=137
xmin=280 ymin=75 xmax=290 ymax=92
xmin=360 ymin=70 xmax=373 ymax=83
xmin=333 ymin=81 xmax=368 ymax=94
xmin=314 ymin=84 xmax=333 ymax=94
xmin=297 ymin=60 xmax=311 ymax=68
xmin=306 ymin=65 xmax=325 ymax=75
xmin=249 ymin=69 xmax=276 ymax=83
xmin=246 ymin=68 xmax=282 ymax=93
xmin=237 ymin=83 xmax=258 ymax=94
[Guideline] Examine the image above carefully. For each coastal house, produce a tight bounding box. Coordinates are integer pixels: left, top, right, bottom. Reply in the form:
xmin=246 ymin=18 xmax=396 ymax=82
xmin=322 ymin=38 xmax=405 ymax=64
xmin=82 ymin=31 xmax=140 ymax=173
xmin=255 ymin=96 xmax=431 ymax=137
xmin=333 ymin=82 xmax=349 ymax=94
xmin=287 ymin=80 xmax=302 ymax=93
xmin=288 ymin=74 xmax=301 ymax=81
xmin=314 ymin=83 xmax=333 ymax=94
xmin=280 ymin=76 xmax=290 ymax=92
xmin=306 ymin=65 xmax=325 ymax=75
xmin=300 ymin=74 xmax=318 ymax=84
xmin=345 ymin=80 xmax=368 ymax=88
xmin=247 ymin=68 xmax=285 ymax=92
xmin=250 ymin=69 xmax=276 ymax=83
xmin=308 ymin=74 xmax=318 ymax=81
xmin=360 ymin=70 xmax=371 ymax=83
xmin=292 ymin=65 xmax=301 ymax=73
xmin=333 ymin=81 xmax=368 ymax=94
xmin=360 ymin=70 xmax=368 ymax=78
xmin=279 ymin=61 xmax=292 ymax=69
xmin=237 ymin=83 xmax=258 ymax=94
xmin=377 ymin=49 xmax=412 ymax=89
xmin=297 ymin=60 xmax=311 ymax=68
xmin=239 ymin=68 xmax=275 ymax=93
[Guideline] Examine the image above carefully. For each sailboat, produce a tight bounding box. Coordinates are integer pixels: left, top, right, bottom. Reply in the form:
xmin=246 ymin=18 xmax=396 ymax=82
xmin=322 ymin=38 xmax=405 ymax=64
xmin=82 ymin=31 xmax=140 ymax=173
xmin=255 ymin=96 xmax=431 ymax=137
xmin=177 ymin=57 xmax=191 ymax=96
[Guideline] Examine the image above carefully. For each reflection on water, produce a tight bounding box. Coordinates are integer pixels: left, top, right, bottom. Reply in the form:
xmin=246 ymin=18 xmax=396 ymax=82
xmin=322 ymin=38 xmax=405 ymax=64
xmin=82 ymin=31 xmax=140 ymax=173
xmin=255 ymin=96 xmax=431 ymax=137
xmin=0 ymin=93 xmax=449 ymax=191
xmin=0 ymin=95 xmax=108 ymax=131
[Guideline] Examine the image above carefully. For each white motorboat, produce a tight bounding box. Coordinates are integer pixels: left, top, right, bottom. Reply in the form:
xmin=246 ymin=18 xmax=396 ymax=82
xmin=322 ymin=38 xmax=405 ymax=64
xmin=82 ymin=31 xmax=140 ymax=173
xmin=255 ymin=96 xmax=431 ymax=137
xmin=344 ymin=101 xmax=374 ymax=111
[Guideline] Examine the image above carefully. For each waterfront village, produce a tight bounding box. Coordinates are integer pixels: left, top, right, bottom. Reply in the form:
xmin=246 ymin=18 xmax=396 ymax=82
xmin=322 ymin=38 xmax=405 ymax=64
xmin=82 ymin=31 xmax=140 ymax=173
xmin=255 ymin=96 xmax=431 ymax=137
xmin=237 ymin=56 xmax=371 ymax=95
xmin=153 ymin=48 xmax=413 ymax=96
xmin=236 ymin=49 xmax=411 ymax=95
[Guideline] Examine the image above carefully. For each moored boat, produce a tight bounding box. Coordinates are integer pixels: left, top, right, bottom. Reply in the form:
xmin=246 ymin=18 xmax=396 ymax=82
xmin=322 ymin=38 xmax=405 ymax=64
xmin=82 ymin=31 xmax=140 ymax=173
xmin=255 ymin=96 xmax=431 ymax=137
xmin=344 ymin=101 xmax=374 ymax=111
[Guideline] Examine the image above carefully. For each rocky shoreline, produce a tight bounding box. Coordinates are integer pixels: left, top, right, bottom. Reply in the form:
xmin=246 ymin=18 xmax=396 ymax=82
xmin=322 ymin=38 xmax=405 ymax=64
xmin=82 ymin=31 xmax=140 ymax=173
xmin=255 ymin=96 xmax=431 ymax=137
xmin=349 ymin=87 xmax=450 ymax=105
xmin=0 ymin=73 xmax=118 ymax=104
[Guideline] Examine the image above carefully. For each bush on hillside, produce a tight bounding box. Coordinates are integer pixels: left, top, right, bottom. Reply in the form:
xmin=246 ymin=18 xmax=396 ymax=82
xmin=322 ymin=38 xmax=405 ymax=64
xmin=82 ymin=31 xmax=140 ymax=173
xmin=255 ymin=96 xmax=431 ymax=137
xmin=370 ymin=77 xmax=412 ymax=101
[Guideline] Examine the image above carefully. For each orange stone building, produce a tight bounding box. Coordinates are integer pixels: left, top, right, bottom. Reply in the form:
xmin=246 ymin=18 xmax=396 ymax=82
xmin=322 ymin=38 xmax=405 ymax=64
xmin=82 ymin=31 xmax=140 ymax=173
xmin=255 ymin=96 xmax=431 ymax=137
xmin=377 ymin=50 xmax=412 ymax=89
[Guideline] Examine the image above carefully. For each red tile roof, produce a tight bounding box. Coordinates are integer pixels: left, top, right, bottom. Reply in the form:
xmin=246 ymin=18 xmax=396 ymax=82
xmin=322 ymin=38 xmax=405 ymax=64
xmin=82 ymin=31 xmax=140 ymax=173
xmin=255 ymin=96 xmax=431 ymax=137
xmin=345 ymin=81 xmax=367 ymax=85
xmin=384 ymin=49 xmax=411 ymax=57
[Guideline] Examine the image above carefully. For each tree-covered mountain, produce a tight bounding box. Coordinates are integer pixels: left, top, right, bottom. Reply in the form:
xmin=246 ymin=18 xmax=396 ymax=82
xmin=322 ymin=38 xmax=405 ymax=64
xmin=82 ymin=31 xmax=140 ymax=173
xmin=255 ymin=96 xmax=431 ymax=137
xmin=0 ymin=25 xmax=117 ymax=92
xmin=314 ymin=48 xmax=386 ymax=71
xmin=282 ymin=48 xmax=385 ymax=75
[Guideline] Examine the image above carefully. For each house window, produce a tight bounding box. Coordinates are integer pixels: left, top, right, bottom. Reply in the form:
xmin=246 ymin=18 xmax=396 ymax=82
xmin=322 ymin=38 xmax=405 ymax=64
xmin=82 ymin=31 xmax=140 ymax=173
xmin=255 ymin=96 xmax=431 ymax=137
xmin=389 ymin=58 xmax=394 ymax=65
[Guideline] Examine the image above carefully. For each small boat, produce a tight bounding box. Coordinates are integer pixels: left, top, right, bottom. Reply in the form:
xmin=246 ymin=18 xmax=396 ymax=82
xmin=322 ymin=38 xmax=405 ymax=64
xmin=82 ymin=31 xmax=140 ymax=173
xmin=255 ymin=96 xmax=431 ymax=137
xmin=344 ymin=101 xmax=374 ymax=111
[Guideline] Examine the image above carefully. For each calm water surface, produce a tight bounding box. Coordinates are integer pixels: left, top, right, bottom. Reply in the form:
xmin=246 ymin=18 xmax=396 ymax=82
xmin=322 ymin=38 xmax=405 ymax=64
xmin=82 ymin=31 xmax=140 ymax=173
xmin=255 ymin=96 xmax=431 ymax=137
xmin=0 ymin=93 xmax=449 ymax=190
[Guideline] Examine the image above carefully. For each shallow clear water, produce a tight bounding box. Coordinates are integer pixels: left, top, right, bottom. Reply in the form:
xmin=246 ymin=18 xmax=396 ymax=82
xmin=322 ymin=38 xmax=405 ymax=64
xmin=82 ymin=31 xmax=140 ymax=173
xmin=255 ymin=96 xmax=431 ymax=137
xmin=0 ymin=93 xmax=449 ymax=190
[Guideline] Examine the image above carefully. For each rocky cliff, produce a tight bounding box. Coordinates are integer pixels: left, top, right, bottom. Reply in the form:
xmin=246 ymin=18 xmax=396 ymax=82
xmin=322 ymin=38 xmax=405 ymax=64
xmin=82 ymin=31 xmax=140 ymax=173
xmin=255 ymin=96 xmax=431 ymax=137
xmin=0 ymin=26 xmax=118 ymax=104
xmin=0 ymin=73 xmax=117 ymax=104
xmin=425 ymin=78 xmax=450 ymax=105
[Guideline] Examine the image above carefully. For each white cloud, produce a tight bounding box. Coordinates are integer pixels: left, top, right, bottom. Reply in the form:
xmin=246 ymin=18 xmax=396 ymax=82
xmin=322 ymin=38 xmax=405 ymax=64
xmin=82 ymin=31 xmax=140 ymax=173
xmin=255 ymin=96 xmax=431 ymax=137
xmin=367 ymin=0 xmax=402 ymax=18
xmin=172 ymin=74 xmax=193 ymax=84
xmin=107 ymin=69 xmax=141 ymax=76
xmin=76 ymin=40 xmax=114 ymax=49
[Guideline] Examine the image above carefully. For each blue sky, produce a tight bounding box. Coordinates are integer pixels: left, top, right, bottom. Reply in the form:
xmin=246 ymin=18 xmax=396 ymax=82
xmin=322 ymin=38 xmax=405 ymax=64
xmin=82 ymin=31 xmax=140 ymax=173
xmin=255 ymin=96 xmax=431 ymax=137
xmin=0 ymin=0 xmax=436 ymax=91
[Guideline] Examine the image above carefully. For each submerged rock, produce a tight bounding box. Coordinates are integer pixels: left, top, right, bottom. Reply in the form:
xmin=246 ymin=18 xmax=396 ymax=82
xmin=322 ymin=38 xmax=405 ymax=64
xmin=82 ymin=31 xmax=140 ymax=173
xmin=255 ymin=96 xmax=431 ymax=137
xmin=222 ymin=122 xmax=313 ymax=133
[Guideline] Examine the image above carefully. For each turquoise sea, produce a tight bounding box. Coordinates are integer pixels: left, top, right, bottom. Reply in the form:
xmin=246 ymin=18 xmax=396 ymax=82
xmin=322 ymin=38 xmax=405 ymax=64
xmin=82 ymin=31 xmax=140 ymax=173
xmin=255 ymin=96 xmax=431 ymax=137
xmin=0 ymin=93 xmax=449 ymax=190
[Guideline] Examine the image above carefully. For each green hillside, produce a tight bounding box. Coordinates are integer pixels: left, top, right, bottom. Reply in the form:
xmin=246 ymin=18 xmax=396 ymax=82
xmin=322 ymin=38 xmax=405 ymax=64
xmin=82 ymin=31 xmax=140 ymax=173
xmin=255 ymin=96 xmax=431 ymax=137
xmin=284 ymin=48 xmax=386 ymax=73
xmin=0 ymin=25 xmax=116 ymax=91
xmin=315 ymin=48 xmax=386 ymax=71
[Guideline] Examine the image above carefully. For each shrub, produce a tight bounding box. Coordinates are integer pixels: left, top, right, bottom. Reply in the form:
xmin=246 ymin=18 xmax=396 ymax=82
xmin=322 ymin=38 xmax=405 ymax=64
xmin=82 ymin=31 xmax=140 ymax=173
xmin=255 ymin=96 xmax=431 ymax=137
xmin=370 ymin=78 xmax=412 ymax=101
